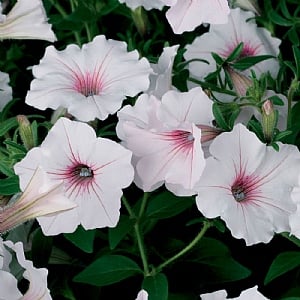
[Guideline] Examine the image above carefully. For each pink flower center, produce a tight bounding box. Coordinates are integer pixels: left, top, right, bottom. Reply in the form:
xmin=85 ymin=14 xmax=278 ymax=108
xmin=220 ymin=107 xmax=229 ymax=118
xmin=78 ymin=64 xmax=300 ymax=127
xmin=163 ymin=130 xmax=194 ymax=152
xmin=231 ymin=173 xmax=261 ymax=203
xmin=221 ymin=42 xmax=259 ymax=60
xmin=73 ymin=71 xmax=103 ymax=97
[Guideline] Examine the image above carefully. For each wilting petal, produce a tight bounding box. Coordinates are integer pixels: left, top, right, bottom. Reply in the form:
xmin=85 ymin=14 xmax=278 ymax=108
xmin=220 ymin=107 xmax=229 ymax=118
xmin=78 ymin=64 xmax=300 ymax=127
xmin=26 ymin=35 xmax=152 ymax=121
xmin=0 ymin=0 xmax=56 ymax=42
xmin=3 ymin=240 xmax=51 ymax=299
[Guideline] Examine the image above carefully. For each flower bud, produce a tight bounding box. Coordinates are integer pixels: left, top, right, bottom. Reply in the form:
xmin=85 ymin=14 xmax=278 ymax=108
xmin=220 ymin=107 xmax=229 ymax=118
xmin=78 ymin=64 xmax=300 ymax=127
xmin=226 ymin=66 xmax=252 ymax=97
xmin=131 ymin=6 xmax=148 ymax=36
xmin=261 ymin=99 xmax=277 ymax=143
xmin=16 ymin=115 xmax=35 ymax=150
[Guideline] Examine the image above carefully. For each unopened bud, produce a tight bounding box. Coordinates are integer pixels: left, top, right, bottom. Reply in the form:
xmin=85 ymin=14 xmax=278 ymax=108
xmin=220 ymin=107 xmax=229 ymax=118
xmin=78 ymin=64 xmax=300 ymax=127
xmin=226 ymin=67 xmax=252 ymax=97
xmin=262 ymin=100 xmax=277 ymax=143
xmin=131 ymin=6 xmax=148 ymax=36
xmin=16 ymin=115 xmax=34 ymax=150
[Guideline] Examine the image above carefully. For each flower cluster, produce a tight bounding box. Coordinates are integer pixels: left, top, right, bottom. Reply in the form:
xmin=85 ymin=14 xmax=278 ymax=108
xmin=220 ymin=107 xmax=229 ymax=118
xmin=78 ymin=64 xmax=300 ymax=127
xmin=1 ymin=0 xmax=300 ymax=299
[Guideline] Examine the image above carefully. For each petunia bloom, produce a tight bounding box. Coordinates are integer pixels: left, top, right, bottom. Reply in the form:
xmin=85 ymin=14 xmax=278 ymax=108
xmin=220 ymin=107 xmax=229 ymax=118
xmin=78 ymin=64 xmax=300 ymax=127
xmin=117 ymin=87 xmax=216 ymax=196
xmin=0 ymin=238 xmax=52 ymax=299
xmin=0 ymin=71 xmax=12 ymax=111
xmin=14 ymin=117 xmax=134 ymax=235
xmin=0 ymin=167 xmax=76 ymax=234
xmin=184 ymin=8 xmax=281 ymax=80
xmin=25 ymin=35 xmax=152 ymax=122
xmin=135 ymin=289 xmax=148 ymax=300
xmin=0 ymin=0 xmax=56 ymax=42
xmin=195 ymin=123 xmax=300 ymax=245
xmin=200 ymin=285 xmax=268 ymax=299
xmin=166 ymin=0 xmax=230 ymax=34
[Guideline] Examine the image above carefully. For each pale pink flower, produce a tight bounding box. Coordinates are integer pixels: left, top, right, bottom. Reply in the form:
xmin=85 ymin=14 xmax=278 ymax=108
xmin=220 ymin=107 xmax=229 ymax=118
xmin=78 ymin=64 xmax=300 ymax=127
xmin=118 ymin=0 xmax=175 ymax=10
xmin=0 ymin=0 xmax=56 ymax=42
xmin=0 ymin=70 xmax=12 ymax=111
xmin=166 ymin=0 xmax=230 ymax=34
xmin=200 ymin=285 xmax=268 ymax=299
xmin=147 ymin=45 xmax=179 ymax=98
xmin=195 ymin=123 xmax=300 ymax=245
xmin=0 ymin=238 xmax=52 ymax=299
xmin=25 ymin=35 xmax=152 ymax=122
xmin=14 ymin=117 xmax=134 ymax=235
xmin=117 ymin=87 xmax=216 ymax=196
xmin=0 ymin=167 xmax=76 ymax=234
xmin=184 ymin=8 xmax=281 ymax=80
xmin=135 ymin=289 xmax=148 ymax=300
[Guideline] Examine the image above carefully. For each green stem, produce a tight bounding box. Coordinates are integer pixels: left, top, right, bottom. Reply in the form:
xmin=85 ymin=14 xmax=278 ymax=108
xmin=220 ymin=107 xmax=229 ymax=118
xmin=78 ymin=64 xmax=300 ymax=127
xmin=48 ymin=0 xmax=68 ymax=18
xmin=281 ymin=232 xmax=300 ymax=248
xmin=287 ymin=77 xmax=298 ymax=129
xmin=69 ymin=0 xmax=81 ymax=46
xmin=122 ymin=193 xmax=150 ymax=275
xmin=156 ymin=220 xmax=211 ymax=273
xmin=84 ymin=22 xmax=92 ymax=42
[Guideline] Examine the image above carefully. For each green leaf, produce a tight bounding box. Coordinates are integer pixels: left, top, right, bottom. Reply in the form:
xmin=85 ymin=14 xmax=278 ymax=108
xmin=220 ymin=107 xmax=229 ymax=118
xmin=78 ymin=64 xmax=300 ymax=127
xmin=0 ymin=175 xmax=20 ymax=195
xmin=31 ymin=228 xmax=53 ymax=267
xmin=0 ymin=117 xmax=18 ymax=136
xmin=232 ymin=55 xmax=274 ymax=71
xmin=108 ymin=215 xmax=135 ymax=250
xmin=268 ymin=10 xmax=294 ymax=26
xmin=226 ymin=42 xmax=244 ymax=63
xmin=192 ymin=237 xmax=251 ymax=283
xmin=145 ymin=191 xmax=194 ymax=220
xmin=293 ymin=45 xmax=300 ymax=79
xmin=212 ymin=103 xmax=231 ymax=131
xmin=73 ymin=255 xmax=142 ymax=286
xmin=211 ymin=52 xmax=225 ymax=66
xmin=142 ymin=273 xmax=168 ymax=300
xmin=264 ymin=252 xmax=300 ymax=285
xmin=64 ymin=225 xmax=96 ymax=253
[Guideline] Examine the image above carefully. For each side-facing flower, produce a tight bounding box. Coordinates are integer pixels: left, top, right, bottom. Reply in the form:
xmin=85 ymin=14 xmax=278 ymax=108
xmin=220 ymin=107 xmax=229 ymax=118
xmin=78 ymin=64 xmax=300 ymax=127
xmin=0 ymin=0 xmax=56 ymax=42
xmin=147 ymin=45 xmax=179 ymax=98
xmin=184 ymin=8 xmax=281 ymax=80
xmin=0 ymin=167 xmax=76 ymax=234
xmin=14 ymin=117 xmax=134 ymax=235
xmin=0 ymin=70 xmax=12 ymax=111
xmin=166 ymin=0 xmax=230 ymax=34
xmin=195 ymin=123 xmax=300 ymax=245
xmin=0 ymin=238 xmax=52 ymax=299
xmin=25 ymin=35 xmax=152 ymax=122
xmin=117 ymin=87 xmax=216 ymax=196
xmin=200 ymin=285 xmax=268 ymax=299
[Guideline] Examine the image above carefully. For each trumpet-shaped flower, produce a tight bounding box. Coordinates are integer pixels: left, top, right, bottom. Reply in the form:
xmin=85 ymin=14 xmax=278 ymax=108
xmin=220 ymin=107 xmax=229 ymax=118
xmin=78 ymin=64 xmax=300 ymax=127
xmin=117 ymin=87 xmax=216 ymax=196
xmin=184 ymin=8 xmax=281 ymax=80
xmin=0 ymin=71 xmax=12 ymax=111
xmin=195 ymin=123 xmax=300 ymax=245
xmin=166 ymin=0 xmax=230 ymax=34
xmin=0 ymin=238 xmax=52 ymax=299
xmin=25 ymin=35 xmax=152 ymax=122
xmin=0 ymin=167 xmax=76 ymax=234
xmin=200 ymin=285 xmax=268 ymax=299
xmin=14 ymin=117 xmax=134 ymax=235
xmin=0 ymin=0 xmax=56 ymax=42
xmin=147 ymin=45 xmax=179 ymax=98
